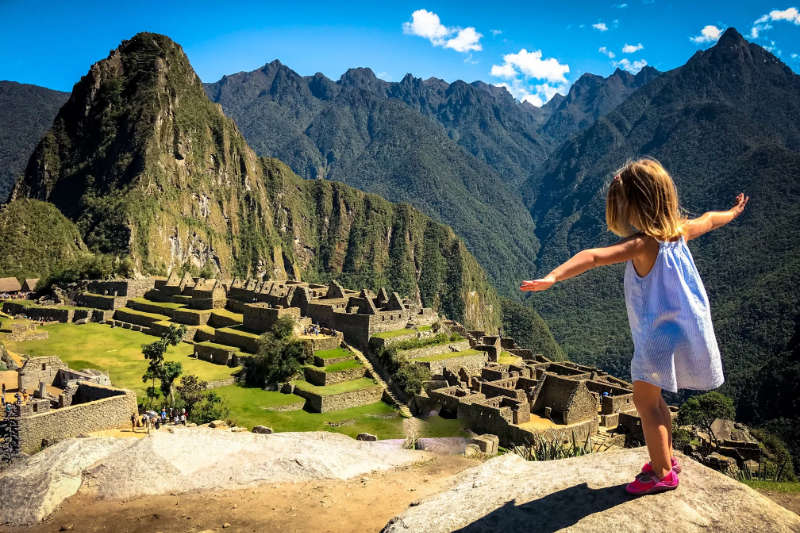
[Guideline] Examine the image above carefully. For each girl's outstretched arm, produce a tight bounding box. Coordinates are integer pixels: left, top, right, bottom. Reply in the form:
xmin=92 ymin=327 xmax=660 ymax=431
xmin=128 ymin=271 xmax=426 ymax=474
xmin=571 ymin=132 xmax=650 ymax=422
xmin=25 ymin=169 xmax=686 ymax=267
xmin=682 ymin=193 xmax=749 ymax=241
xmin=521 ymin=235 xmax=648 ymax=292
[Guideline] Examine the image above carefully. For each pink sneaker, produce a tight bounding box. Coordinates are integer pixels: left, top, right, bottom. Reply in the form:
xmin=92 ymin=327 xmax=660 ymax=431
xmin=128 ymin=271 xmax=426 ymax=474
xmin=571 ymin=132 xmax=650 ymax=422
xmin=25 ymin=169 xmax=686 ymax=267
xmin=641 ymin=457 xmax=681 ymax=475
xmin=625 ymin=469 xmax=679 ymax=496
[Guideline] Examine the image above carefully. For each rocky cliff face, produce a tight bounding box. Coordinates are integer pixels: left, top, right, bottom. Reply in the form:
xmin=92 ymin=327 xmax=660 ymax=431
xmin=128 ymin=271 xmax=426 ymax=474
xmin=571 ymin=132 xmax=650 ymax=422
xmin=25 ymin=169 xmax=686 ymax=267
xmin=13 ymin=33 xmax=499 ymax=329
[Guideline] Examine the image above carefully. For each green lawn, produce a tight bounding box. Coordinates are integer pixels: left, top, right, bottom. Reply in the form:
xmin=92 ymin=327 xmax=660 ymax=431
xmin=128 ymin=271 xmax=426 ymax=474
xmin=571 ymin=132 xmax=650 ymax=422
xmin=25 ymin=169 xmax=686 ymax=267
xmin=498 ymin=351 xmax=524 ymax=366
xmin=315 ymin=347 xmax=352 ymax=360
xmin=415 ymin=349 xmax=482 ymax=362
xmin=741 ymin=480 xmax=800 ymax=493
xmin=323 ymin=359 xmax=363 ymax=373
xmin=116 ymin=307 xmax=170 ymax=321
xmin=1 ymin=322 xmax=238 ymax=398
xmin=196 ymin=340 xmax=241 ymax=353
xmin=217 ymin=326 xmax=260 ymax=338
xmin=128 ymin=297 xmax=186 ymax=310
xmin=211 ymin=308 xmax=243 ymax=321
xmin=215 ymin=384 xmax=468 ymax=438
xmin=372 ymin=328 xmax=416 ymax=339
xmin=293 ymin=377 xmax=378 ymax=396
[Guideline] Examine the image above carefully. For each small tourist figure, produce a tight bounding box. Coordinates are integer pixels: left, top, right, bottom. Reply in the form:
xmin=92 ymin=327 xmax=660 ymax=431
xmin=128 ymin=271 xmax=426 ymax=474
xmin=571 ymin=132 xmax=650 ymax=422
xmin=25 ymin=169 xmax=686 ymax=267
xmin=181 ymin=413 xmax=186 ymax=425
xmin=131 ymin=413 xmax=136 ymax=432
xmin=154 ymin=416 xmax=161 ymax=430
xmin=161 ymin=408 xmax=167 ymax=422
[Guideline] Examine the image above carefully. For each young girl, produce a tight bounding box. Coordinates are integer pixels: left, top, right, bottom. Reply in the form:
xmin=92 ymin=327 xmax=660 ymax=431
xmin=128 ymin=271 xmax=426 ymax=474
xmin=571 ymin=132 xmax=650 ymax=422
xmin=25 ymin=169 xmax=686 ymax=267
xmin=521 ymin=157 xmax=748 ymax=495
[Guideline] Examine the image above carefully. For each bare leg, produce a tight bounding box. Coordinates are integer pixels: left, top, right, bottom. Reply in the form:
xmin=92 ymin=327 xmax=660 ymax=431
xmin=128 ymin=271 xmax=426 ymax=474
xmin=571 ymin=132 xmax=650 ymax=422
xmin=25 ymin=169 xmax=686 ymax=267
xmin=633 ymin=380 xmax=671 ymax=479
xmin=659 ymin=395 xmax=673 ymax=457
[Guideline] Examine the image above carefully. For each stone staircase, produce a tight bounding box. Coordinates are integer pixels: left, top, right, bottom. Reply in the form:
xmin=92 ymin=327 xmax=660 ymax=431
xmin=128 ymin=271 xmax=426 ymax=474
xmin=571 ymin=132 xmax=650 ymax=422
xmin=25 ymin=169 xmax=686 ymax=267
xmin=591 ymin=427 xmax=626 ymax=453
xmin=345 ymin=343 xmax=412 ymax=418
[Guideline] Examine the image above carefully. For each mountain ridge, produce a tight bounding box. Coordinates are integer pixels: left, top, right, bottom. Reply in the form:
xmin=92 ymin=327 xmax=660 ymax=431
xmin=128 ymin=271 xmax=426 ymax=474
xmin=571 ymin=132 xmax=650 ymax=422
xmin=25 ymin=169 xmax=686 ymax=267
xmin=10 ymin=32 xmax=501 ymax=330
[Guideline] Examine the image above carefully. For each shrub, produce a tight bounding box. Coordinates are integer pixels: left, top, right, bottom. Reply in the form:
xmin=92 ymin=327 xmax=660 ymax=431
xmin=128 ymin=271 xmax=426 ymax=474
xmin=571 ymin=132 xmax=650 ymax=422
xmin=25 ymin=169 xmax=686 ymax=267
xmin=678 ymin=391 xmax=735 ymax=446
xmin=190 ymin=390 xmax=229 ymax=424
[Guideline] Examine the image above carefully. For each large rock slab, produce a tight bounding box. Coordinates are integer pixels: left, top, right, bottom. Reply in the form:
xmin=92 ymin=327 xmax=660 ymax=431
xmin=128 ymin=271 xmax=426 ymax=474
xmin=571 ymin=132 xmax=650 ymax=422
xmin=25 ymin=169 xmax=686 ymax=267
xmin=0 ymin=437 xmax=135 ymax=526
xmin=1 ymin=428 xmax=426 ymax=526
xmin=382 ymin=448 xmax=800 ymax=532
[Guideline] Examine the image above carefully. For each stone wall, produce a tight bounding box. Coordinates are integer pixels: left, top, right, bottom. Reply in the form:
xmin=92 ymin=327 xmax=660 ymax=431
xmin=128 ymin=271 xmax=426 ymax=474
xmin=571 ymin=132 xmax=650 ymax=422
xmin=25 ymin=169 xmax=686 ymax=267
xmin=2 ymin=302 xmax=74 ymax=323
xmin=172 ymin=308 xmax=211 ymax=326
xmin=369 ymin=329 xmax=436 ymax=349
xmin=243 ymin=304 xmax=300 ymax=333
xmin=397 ymin=339 xmax=471 ymax=360
xmin=18 ymin=356 xmax=68 ymax=392
xmin=17 ymin=383 xmax=136 ymax=453
xmin=128 ymin=299 xmax=179 ymax=318
xmin=194 ymin=343 xmax=238 ymax=366
xmin=303 ymin=365 xmax=367 ymax=386
xmin=86 ymin=279 xmax=155 ymax=298
xmin=214 ymin=328 xmax=260 ymax=353
xmin=113 ymin=308 xmax=165 ymax=327
xmin=417 ymin=352 xmax=488 ymax=375
xmin=294 ymin=384 xmax=383 ymax=413
xmin=76 ymin=293 xmax=121 ymax=311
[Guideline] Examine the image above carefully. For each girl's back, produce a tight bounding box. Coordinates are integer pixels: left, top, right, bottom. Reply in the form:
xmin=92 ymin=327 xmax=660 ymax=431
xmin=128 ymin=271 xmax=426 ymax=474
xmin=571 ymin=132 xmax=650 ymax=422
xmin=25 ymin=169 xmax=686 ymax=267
xmin=624 ymin=235 xmax=723 ymax=393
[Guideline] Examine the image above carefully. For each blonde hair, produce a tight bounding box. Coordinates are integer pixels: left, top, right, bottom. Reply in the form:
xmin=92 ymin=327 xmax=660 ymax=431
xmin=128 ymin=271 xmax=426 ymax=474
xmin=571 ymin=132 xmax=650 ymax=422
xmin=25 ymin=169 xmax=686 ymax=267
xmin=606 ymin=157 xmax=686 ymax=241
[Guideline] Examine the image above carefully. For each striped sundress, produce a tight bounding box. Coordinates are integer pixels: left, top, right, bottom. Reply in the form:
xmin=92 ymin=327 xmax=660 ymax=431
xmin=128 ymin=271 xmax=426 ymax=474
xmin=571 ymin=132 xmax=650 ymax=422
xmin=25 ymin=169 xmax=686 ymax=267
xmin=623 ymin=236 xmax=724 ymax=393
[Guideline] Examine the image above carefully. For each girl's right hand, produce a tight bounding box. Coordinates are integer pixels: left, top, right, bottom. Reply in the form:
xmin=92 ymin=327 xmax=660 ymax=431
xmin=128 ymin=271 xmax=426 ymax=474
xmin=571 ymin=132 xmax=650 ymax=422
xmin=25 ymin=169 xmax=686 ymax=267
xmin=520 ymin=275 xmax=555 ymax=292
xmin=731 ymin=193 xmax=749 ymax=218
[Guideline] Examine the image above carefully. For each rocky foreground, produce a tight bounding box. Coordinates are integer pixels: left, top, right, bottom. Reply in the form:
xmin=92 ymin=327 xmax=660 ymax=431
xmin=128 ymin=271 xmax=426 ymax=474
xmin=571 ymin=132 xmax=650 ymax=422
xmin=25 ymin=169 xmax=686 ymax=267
xmin=383 ymin=448 xmax=800 ymax=532
xmin=0 ymin=428 xmax=424 ymax=526
xmin=2 ymin=429 xmax=798 ymax=532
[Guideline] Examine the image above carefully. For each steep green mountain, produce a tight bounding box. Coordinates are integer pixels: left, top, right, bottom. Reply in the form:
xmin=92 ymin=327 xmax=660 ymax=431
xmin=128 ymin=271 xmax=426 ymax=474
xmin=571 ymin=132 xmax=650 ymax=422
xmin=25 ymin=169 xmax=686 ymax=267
xmin=523 ymin=28 xmax=800 ymax=420
xmin=11 ymin=32 xmax=501 ymax=330
xmin=0 ymin=82 xmax=68 ymax=201
xmin=204 ymin=63 xmax=540 ymax=295
xmin=0 ymin=198 xmax=89 ymax=279
xmin=538 ymin=66 xmax=660 ymax=145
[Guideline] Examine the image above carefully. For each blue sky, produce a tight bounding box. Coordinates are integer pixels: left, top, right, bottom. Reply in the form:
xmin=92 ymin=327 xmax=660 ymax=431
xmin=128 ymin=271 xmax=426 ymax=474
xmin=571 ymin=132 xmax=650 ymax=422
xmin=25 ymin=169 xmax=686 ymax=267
xmin=1 ymin=1 xmax=798 ymax=105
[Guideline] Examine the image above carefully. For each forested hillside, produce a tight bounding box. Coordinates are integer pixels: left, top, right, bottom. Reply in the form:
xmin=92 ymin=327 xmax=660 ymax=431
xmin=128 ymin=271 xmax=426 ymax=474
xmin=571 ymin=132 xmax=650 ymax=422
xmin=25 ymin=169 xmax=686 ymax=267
xmin=0 ymin=82 xmax=68 ymax=201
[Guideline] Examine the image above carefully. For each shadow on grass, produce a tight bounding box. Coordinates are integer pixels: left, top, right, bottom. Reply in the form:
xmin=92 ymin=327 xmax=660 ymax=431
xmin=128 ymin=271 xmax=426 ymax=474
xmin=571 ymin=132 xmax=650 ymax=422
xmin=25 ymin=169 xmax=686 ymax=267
xmin=453 ymin=482 xmax=630 ymax=532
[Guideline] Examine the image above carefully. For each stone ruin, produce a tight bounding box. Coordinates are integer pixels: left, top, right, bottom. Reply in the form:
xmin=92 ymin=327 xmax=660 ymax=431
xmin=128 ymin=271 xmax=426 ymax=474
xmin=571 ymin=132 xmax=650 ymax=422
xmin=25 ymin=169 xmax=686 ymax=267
xmin=1 ymin=356 xmax=135 ymax=456
xmin=412 ymin=334 xmax=641 ymax=447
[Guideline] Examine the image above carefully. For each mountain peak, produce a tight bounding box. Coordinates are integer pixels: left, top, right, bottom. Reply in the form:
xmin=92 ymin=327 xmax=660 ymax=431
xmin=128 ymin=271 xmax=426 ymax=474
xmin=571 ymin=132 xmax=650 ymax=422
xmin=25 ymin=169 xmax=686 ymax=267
xmin=716 ymin=27 xmax=746 ymax=47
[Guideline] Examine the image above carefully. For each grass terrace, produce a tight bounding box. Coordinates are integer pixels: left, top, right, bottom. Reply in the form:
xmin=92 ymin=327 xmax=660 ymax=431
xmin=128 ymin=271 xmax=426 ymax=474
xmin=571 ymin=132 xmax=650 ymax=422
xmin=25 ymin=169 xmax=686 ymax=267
xmin=128 ymin=297 xmax=186 ymax=310
xmin=323 ymin=359 xmax=363 ymax=373
xmin=83 ymin=292 xmax=115 ymax=301
xmin=314 ymin=347 xmax=352 ymax=360
xmin=292 ymin=377 xmax=378 ymax=396
xmin=414 ymin=348 xmax=481 ymax=363
xmin=498 ymin=351 xmax=524 ymax=366
xmin=210 ymin=308 xmax=243 ymax=321
xmin=195 ymin=340 xmax=241 ymax=352
xmin=0 ymin=321 xmax=238 ymax=398
xmin=371 ymin=325 xmax=431 ymax=340
xmin=116 ymin=307 xmax=170 ymax=321
xmin=216 ymin=325 xmax=261 ymax=338
xmin=5 ymin=299 xmax=91 ymax=312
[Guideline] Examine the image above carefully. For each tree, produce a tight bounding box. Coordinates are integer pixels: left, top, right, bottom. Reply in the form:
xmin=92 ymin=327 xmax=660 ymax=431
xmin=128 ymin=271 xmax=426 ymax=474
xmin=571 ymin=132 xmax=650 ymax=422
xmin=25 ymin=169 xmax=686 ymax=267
xmin=142 ymin=324 xmax=187 ymax=406
xmin=176 ymin=374 xmax=208 ymax=417
xmin=678 ymin=391 xmax=735 ymax=446
xmin=243 ymin=317 xmax=310 ymax=387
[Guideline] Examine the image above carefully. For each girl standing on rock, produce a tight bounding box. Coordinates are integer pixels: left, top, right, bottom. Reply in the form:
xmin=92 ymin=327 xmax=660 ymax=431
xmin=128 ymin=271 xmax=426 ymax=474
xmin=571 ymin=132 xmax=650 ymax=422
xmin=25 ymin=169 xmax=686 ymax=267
xmin=521 ymin=157 xmax=748 ymax=495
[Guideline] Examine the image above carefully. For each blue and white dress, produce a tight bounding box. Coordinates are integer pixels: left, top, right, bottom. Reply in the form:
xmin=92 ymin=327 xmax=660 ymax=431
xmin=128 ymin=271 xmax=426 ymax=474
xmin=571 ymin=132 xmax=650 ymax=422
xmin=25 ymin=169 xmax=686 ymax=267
xmin=623 ymin=236 xmax=724 ymax=393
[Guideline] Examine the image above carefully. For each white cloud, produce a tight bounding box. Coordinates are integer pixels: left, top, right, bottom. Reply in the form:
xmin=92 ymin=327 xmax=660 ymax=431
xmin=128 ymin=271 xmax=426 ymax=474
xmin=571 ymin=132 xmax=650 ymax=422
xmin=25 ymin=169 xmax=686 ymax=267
xmin=402 ymin=9 xmax=482 ymax=53
xmin=750 ymin=7 xmax=800 ymax=38
xmin=599 ymin=46 xmax=616 ymax=58
xmin=491 ymin=48 xmax=570 ymax=83
xmin=792 ymin=52 xmax=799 ymax=59
xmin=593 ymin=22 xmax=609 ymax=31
xmin=491 ymin=29 xmax=503 ymax=36
xmin=614 ymin=3 xmax=629 ymax=8
xmin=614 ymin=57 xmax=648 ymax=73
xmin=490 ymin=63 xmax=517 ymax=78
xmin=622 ymin=42 xmax=644 ymax=53
xmin=690 ymin=25 xmax=723 ymax=44
xmin=445 ymin=27 xmax=483 ymax=52
xmin=494 ymin=79 xmax=568 ymax=107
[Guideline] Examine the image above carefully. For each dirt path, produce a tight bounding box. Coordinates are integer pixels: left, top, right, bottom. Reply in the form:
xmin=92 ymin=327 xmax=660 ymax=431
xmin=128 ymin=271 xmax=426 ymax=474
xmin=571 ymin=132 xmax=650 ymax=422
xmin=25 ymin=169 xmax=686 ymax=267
xmin=756 ymin=490 xmax=800 ymax=517
xmin=1 ymin=455 xmax=479 ymax=533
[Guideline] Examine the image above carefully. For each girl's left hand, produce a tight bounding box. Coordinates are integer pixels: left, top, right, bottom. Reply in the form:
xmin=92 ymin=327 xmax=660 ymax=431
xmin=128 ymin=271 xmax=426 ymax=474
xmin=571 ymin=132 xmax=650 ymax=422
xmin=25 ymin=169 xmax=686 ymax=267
xmin=520 ymin=276 xmax=555 ymax=291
